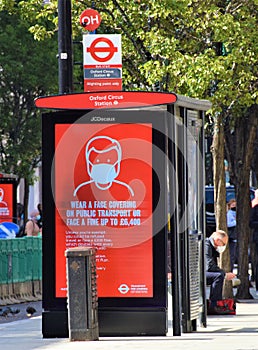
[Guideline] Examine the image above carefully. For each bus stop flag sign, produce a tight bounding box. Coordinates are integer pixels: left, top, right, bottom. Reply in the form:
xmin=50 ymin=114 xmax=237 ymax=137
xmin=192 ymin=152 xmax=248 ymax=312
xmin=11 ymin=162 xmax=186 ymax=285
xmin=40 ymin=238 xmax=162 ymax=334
xmin=83 ymin=34 xmax=122 ymax=92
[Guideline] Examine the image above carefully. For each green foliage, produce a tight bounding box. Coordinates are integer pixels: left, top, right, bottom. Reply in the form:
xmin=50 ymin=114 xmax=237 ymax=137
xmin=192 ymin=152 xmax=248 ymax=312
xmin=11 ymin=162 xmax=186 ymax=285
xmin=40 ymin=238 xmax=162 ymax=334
xmin=0 ymin=10 xmax=58 ymax=184
xmin=1 ymin=0 xmax=257 ymax=115
xmin=6 ymin=0 xmax=256 ymax=117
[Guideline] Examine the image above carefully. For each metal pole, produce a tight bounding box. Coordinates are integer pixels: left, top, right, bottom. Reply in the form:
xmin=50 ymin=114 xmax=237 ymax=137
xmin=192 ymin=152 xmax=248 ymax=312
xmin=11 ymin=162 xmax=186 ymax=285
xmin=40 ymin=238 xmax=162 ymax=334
xmin=167 ymin=104 xmax=181 ymax=336
xmin=58 ymin=0 xmax=73 ymax=93
xmin=199 ymin=110 xmax=208 ymax=328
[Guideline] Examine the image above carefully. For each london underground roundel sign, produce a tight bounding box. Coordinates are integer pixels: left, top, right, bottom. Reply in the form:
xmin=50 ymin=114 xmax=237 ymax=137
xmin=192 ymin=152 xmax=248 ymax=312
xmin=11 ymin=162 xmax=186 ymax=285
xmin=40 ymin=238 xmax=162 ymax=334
xmin=87 ymin=37 xmax=118 ymax=62
xmin=80 ymin=8 xmax=101 ymax=31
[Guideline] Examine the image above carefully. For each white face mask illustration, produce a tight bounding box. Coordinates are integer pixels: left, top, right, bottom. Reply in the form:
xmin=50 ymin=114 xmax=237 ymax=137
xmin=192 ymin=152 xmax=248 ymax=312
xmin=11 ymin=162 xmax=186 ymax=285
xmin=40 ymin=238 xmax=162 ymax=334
xmin=216 ymin=245 xmax=226 ymax=254
xmin=0 ymin=189 xmax=3 ymax=202
xmin=89 ymin=161 xmax=119 ymax=185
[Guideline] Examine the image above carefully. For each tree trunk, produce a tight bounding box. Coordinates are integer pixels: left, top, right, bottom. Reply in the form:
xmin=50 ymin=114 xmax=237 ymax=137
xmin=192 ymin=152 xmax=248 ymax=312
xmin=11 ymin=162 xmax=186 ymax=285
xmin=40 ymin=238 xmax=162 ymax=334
xmin=211 ymin=112 xmax=233 ymax=298
xmin=234 ymin=106 xmax=258 ymax=299
xmin=23 ymin=177 xmax=30 ymax=222
xmin=252 ymin=130 xmax=258 ymax=185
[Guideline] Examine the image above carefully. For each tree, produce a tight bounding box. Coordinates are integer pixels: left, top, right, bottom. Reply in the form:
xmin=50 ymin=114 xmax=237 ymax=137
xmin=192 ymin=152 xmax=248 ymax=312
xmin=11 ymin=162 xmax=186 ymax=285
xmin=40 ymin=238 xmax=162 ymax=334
xmin=224 ymin=105 xmax=258 ymax=298
xmin=0 ymin=10 xmax=58 ymax=217
xmin=211 ymin=112 xmax=233 ymax=297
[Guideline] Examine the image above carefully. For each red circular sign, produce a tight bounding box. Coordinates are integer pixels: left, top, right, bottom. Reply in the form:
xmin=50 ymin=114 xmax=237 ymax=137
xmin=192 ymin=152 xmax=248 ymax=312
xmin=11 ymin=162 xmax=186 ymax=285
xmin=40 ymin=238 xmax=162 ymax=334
xmin=86 ymin=37 xmax=118 ymax=62
xmin=80 ymin=8 xmax=101 ymax=31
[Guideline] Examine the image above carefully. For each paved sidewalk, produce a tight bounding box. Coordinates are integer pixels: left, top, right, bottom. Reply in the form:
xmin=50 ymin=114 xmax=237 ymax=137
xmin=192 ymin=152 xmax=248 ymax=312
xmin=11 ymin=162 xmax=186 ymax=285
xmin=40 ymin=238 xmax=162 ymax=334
xmin=1 ymin=294 xmax=258 ymax=350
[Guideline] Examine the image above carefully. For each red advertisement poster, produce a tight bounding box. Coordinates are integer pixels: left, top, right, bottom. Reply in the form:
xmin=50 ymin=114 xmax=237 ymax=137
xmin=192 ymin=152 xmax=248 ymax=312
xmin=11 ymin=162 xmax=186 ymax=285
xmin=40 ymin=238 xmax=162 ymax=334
xmin=0 ymin=183 xmax=13 ymax=222
xmin=55 ymin=123 xmax=153 ymax=298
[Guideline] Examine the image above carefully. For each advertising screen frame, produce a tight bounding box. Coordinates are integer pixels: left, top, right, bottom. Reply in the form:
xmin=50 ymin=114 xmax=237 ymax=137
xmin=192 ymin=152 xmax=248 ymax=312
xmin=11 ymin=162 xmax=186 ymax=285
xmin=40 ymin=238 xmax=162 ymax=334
xmin=0 ymin=178 xmax=17 ymax=224
xmin=42 ymin=108 xmax=168 ymax=335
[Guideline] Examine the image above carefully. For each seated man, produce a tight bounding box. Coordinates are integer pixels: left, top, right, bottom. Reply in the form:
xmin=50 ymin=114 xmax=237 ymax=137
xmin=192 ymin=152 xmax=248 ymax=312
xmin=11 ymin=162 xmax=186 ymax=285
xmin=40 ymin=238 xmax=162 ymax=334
xmin=205 ymin=230 xmax=236 ymax=314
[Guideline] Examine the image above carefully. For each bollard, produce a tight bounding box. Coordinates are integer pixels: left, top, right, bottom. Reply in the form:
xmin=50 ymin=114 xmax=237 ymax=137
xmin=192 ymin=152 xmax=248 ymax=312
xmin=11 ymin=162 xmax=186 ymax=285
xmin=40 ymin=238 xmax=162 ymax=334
xmin=65 ymin=247 xmax=99 ymax=341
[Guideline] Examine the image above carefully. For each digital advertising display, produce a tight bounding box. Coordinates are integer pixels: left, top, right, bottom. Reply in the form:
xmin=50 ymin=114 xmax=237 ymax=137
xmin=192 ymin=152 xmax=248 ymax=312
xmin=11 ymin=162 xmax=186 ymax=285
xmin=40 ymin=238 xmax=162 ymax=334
xmin=42 ymin=107 xmax=168 ymax=318
xmin=54 ymin=121 xmax=153 ymax=298
xmin=0 ymin=183 xmax=14 ymax=223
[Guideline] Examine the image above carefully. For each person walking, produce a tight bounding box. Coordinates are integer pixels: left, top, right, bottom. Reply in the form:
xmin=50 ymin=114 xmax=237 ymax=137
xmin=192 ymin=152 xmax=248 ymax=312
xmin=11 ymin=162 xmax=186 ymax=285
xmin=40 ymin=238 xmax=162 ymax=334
xmin=25 ymin=209 xmax=42 ymax=237
xmin=249 ymin=190 xmax=258 ymax=292
xmin=227 ymin=199 xmax=237 ymax=272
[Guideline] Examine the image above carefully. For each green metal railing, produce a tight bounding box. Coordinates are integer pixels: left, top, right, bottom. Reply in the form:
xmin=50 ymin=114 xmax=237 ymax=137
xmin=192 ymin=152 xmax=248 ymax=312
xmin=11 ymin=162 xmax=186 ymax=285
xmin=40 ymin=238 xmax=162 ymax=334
xmin=0 ymin=236 xmax=42 ymax=305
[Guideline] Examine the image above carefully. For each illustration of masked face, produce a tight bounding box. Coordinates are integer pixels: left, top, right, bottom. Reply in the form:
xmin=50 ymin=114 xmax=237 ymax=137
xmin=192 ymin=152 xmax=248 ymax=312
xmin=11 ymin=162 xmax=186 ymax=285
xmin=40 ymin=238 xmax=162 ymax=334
xmin=86 ymin=136 xmax=122 ymax=190
xmin=0 ymin=189 xmax=3 ymax=202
